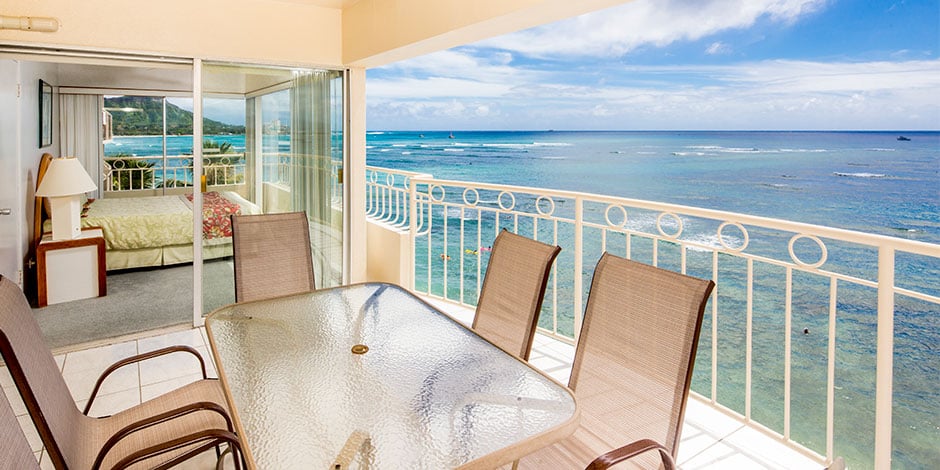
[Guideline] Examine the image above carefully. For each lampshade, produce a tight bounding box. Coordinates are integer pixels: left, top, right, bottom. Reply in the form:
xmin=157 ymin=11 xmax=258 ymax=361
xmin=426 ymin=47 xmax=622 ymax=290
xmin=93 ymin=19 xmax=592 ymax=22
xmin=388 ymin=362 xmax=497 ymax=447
xmin=36 ymin=157 xmax=97 ymax=196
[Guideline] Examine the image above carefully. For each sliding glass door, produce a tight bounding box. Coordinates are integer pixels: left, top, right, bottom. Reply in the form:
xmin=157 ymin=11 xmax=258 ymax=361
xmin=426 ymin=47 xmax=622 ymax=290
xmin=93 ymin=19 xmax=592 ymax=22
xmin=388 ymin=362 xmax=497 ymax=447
xmin=200 ymin=63 xmax=345 ymax=315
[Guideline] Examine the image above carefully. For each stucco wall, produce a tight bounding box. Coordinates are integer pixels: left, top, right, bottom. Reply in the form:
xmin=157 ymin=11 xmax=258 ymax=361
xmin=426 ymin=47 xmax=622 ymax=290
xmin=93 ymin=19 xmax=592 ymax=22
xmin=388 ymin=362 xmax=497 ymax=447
xmin=366 ymin=218 xmax=412 ymax=287
xmin=1 ymin=0 xmax=342 ymax=67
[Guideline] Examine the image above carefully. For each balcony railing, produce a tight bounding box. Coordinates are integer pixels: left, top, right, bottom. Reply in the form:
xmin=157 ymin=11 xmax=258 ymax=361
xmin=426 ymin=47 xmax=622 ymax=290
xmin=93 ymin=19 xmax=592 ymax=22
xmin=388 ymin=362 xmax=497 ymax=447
xmin=105 ymin=153 xmax=343 ymax=202
xmin=365 ymin=165 xmax=940 ymax=469
xmin=104 ymin=154 xmax=247 ymax=193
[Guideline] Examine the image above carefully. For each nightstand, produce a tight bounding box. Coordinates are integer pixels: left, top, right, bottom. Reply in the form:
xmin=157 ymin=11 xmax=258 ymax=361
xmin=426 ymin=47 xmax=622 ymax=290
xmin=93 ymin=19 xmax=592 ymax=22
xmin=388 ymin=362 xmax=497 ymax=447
xmin=37 ymin=227 xmax=107 ymax=307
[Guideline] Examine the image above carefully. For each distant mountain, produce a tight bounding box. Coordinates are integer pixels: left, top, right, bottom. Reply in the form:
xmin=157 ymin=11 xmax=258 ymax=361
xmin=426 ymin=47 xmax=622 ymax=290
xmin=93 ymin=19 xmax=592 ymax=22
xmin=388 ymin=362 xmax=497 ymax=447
xmin=105 ymin=96 xmax=245 ymax=136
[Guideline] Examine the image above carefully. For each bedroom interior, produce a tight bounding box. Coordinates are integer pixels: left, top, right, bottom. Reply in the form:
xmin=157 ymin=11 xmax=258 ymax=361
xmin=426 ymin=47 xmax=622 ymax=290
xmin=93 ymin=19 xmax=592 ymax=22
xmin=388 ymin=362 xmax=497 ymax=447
xmin=16 ymin=57 xmax=346 ymax=350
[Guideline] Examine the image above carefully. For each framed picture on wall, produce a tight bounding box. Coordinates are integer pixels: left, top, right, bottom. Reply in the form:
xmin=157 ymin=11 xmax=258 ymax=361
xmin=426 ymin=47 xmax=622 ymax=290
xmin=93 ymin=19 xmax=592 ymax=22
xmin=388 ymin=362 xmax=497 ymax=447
xmin=39 ymin=79 xmax=52 ymax=148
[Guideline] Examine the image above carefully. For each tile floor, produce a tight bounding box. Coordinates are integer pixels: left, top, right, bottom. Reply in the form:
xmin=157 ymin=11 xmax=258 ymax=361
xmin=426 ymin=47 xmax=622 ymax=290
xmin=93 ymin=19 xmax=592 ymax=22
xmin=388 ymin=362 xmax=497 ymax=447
xmin=4 ymin=299 xmax=825 ymax=469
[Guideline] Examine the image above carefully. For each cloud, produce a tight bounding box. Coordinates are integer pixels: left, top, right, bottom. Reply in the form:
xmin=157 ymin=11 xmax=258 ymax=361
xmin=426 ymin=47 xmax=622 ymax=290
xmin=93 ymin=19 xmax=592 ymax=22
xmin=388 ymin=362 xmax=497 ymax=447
xmin=368 ymin=57 xmax=940 ymax=130
xmin=705 ymin=42 xmax=732 ymax=55
xmin=477 ymin=0 xmax=826 ymax=58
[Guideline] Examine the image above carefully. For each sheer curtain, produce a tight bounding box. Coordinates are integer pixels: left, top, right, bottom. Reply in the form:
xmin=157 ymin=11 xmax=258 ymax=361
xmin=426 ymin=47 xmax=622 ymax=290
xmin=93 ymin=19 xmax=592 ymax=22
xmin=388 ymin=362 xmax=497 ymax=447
xmin=58 ymin=94 xmax=103 ymax=198
xmin=245 ymin=97 xmax=258 ymax=202
xmin=290 ymin=71 xmax=341 ymax=287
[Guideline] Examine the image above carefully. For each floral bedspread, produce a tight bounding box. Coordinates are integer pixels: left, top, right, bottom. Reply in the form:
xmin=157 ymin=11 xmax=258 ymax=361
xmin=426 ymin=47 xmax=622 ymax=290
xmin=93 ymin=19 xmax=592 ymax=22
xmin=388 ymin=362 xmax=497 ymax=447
xmin=186 ymin=191 xmax=241 ymax=240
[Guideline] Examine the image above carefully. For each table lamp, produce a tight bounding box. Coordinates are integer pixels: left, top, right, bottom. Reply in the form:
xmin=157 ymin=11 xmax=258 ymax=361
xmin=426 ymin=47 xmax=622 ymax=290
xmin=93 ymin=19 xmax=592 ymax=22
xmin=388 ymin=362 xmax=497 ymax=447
xmin=35 ymin=157 xmax=97 ymax=240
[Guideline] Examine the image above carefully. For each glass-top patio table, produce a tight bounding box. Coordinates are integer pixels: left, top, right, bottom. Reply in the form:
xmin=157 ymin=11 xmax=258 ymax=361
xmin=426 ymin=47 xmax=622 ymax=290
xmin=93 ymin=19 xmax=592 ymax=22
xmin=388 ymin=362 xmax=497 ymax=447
xmin=206 ymin=282 xmax=579 ymax=469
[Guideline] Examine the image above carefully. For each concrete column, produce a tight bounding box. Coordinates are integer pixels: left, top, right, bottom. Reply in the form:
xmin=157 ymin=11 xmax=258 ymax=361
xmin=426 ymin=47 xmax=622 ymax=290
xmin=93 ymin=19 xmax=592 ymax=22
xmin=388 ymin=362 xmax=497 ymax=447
xmin=346 ymin=67 xmax=367 ymax=283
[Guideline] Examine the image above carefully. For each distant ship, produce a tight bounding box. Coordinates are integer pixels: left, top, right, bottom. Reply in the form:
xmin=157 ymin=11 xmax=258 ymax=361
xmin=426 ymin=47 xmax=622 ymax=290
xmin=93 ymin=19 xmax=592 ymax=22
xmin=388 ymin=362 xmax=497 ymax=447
xmin=448 ymin=132 xmax=455 ymax=139
xmin=897 ymin=136 xmax=911 ymax=141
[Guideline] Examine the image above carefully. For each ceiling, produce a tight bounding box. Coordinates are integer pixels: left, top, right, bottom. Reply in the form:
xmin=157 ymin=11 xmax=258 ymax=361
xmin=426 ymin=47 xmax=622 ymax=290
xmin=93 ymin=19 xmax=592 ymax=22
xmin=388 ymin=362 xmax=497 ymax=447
xmin=266 ymin=0 xmax=360 ymax=9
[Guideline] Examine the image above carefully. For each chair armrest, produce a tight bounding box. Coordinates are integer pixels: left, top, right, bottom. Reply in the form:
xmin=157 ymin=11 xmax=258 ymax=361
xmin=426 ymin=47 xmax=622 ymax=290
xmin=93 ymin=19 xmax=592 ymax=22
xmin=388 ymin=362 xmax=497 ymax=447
xmin=92 ymin=401 xmax=234 ymax=470
xmin=584 ymin=438 xmax=676 ymax=470
xmin=84 ymin=345 xmax=209 ymax=415
xmin=111 ymin=428 xmax=245 ymax=470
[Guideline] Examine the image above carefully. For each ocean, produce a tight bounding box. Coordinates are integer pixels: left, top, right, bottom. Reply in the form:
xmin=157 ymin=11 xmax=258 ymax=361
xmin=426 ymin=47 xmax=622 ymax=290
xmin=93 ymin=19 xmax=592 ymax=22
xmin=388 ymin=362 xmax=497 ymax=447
xmin=108 ymin=130 xmax=939 ymax=468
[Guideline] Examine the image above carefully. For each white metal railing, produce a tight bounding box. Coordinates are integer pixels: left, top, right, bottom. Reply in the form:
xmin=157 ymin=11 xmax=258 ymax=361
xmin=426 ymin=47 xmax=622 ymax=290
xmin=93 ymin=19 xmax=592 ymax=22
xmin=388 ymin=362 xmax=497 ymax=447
xmin=104 ymin=153 xmax=246 ymax=193
xmin=366 ymin=166 xmax=432 ymax=229
xmin=362 ymin=168 xmax=940 ymax=469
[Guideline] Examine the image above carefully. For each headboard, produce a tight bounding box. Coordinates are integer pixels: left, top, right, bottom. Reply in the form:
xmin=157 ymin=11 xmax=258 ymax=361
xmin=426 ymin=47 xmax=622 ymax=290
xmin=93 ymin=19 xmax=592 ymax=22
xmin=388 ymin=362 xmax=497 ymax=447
xmin=32 ymin=153 xmax=54 ymax=249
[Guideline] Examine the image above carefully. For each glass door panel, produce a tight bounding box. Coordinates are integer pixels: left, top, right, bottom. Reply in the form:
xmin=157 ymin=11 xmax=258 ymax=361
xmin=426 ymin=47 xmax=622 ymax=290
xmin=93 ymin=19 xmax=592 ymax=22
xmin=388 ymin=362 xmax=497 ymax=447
xmin=200 ymin=63 xmax=345 ymax=315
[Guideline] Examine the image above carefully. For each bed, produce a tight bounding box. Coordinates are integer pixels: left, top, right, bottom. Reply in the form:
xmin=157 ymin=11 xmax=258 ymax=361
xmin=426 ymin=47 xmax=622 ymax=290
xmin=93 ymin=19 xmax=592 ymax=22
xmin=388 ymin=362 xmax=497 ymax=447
xmin=34 ymin=153 xmax=262 ymax=271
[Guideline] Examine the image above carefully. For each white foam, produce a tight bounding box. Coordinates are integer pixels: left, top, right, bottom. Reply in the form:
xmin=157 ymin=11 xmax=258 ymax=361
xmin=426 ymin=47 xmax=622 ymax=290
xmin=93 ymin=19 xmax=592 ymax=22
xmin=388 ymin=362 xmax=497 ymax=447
xmin=833 ymin=172 xmax=887 ymax=178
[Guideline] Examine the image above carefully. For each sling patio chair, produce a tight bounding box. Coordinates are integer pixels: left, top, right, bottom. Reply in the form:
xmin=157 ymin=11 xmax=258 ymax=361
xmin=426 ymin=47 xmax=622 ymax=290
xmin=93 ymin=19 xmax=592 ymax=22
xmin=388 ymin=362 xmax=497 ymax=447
xmin=0 ymin=275 xmax=244 ymax=469
xmin=231 ymin=211 xmax=316 ymax=303
xmin=472 ymin=229 xmax=561 ymax=361
xmin=515 ymin=253 xmax=715 ymax=470
xmin=1 ymin=382 xmax=40 ymax=469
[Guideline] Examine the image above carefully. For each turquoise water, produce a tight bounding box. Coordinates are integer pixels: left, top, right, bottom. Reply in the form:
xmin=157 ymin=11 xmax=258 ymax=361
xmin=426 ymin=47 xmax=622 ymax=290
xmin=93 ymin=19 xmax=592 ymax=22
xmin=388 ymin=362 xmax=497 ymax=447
xmin=366 ymin=130 xmax=939 ymax=469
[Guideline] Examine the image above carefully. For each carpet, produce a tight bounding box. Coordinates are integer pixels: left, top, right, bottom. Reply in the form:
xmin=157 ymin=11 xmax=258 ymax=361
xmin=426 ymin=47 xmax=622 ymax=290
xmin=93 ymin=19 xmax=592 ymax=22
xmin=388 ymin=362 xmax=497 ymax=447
xmin=34 ymin=259 xmax=235 ymax=351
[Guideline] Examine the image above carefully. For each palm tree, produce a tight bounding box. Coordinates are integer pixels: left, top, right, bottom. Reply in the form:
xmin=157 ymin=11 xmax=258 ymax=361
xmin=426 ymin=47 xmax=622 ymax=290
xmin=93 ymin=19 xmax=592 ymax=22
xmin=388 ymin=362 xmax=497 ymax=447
xmin=106 ymin=154 xmax=155 ymax=190
xmin=198 ymin=139 xmax=244 ymax=186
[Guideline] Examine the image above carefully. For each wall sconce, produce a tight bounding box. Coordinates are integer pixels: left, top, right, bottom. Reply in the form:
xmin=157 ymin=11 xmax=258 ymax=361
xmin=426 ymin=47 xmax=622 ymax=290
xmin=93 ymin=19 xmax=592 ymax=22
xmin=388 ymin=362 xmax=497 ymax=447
xmin=35 ymin=157 xmax=97 ymax=240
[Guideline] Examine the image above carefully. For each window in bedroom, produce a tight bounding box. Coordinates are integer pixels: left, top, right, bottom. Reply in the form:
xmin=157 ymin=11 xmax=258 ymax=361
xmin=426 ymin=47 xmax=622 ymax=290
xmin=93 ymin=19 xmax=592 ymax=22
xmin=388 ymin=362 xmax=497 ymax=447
xmin=102 ymin=95 xmax=197 ymax=196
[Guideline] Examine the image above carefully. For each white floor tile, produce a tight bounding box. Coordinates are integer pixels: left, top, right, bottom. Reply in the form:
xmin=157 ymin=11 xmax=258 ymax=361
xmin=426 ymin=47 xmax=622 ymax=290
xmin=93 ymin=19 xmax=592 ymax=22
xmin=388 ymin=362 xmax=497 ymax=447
xmin=139 ymin=373 xmax=203 ymax=403
xmin=722 ymin=424 xmax=820 ymax=469
xmin=0 ymin=365 xmax=14 ymax=389
xmin=62 ymin=361 xmax=139 ymax=403
xmin=18 ymin=414 xmax=43 ymax=453
xmin=61 ymin=341 xmax=138 ymax=375
xmin=38 ymin=451 xmax=56 ymax=470
xmin=138 ymin=346 xmax=213 ymax=386
xmin=77 ymin=387 xmax=142 ymax=418
xmin=4 ymin=384 xmax=28 ymax=416
xmin=138 ymin=328 xmax=207 ymax=352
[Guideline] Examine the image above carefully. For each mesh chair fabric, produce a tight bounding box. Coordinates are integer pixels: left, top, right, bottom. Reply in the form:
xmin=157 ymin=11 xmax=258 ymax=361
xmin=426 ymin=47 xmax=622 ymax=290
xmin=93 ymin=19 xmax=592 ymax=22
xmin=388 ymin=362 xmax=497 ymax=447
xmin=517 ymin=253 xmax=714 ymax=469
xmin=0 ymin=383 xmax=40 ymax=469
xmin=472 ymin=230 xmax=561 ymax=360
xmin=232 ymin=212 xmax=316 ymax=303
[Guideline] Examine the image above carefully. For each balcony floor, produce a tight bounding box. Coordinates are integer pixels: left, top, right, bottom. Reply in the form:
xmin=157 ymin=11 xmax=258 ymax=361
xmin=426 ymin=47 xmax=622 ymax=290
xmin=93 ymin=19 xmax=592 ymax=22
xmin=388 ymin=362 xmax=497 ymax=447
xmin=4 ymin=299 xmax=824 ymax=469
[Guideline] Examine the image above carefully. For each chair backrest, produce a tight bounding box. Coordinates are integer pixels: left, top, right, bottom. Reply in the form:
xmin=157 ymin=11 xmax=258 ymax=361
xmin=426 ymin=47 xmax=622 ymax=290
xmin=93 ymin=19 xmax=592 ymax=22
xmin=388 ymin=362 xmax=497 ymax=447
xmin=570 ymin=253 xmax=715 ymax=464
xmin=0 ymin=275 xmax=85 ymax=468
xmin=231 ymin=211 xmax=316 ymax=302
xmin=472 ymin=230 xmax=561 ymax=360
xmin=0 ymin=380 xmax=41 ymax=469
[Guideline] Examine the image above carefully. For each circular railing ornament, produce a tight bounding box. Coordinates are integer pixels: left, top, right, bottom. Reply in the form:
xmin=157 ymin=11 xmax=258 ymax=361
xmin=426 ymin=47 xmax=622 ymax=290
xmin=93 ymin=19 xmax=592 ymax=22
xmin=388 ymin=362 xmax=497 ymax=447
xmin=604 ymin=204 xmax=628 ymax=228
xmin=656 ymin=212 xmax=684 ymax=239
xmin=788 ymin=234 xmax=828 ymax=268
xmin=717 ymin=221 xmax=749 ymax=252
xmin=462 ymin=188 xmax=480 ymax=206
xmin=536 ymin=196 xmax=556 ymax=216
xmin=429 ymin=185 xmax=446 ymax=203
xmin=497 ymin=191 xmax=516 ymax=211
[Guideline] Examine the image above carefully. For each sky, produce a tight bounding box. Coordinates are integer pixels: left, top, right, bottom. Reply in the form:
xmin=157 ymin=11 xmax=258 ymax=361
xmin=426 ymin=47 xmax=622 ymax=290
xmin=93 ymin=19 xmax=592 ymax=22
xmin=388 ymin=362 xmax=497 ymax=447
xmin=366 ymin=0 xmax=940 ymax=131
